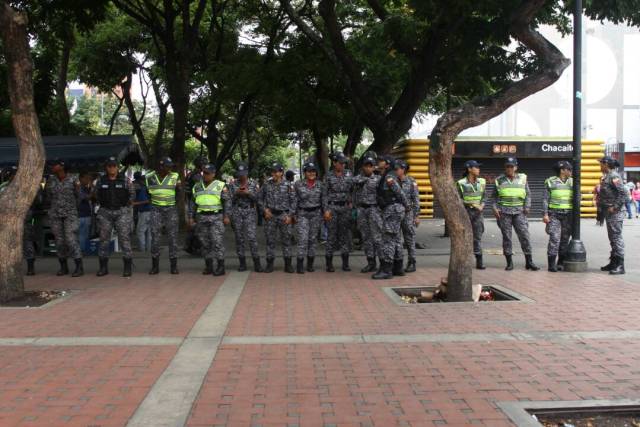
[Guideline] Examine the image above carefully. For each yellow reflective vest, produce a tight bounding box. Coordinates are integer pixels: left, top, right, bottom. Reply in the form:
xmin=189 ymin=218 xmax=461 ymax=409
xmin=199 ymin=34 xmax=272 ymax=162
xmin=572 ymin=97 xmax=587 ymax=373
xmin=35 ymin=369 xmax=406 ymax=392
xmin=193 ymin=180 xmax=225 ymax=212
xmin=545 ymin=176 xmax=573 ymax=210
xmin=457 ymin=177 xmax=486 ymax=207
xmin=146 ymin=172 xmax=179 ymax=206
xmin=496 ymin=174 xmax=527 ymax=207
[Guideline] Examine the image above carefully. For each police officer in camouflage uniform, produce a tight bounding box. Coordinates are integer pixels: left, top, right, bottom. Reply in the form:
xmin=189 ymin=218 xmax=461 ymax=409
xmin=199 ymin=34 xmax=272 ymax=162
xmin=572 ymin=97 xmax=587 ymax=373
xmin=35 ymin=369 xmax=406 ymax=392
xmin=373 ymin=156 xmax=409 ymax=280
xmin=322 ymin=152 xmax=354 ymax=272
xmin=1 ymin=166 xmax=41 ymax=275
xmin=293 ymin=161 xmax=324 ymax=274
xmin=491 ymin=157 xmax=539 ymax=271
xmin=542 ymin=161 xmax=573 ymax=272
xmin=598 ymin=156 xmax=626 ymax=275
xmin=353 ymin=155 xmax=382 ymax=273
xmin=394 ymin=160 xmax=420 ymax=273
xmin=259 ymin=162 xmax=295 ymax=273
xmin=228 ymin=162 xmax=262 ymax=272
xmin=45 ymin=159 xmax=84 ymax=277
xmin=457 ymin=160 xmax=487 ymax=270
xmin=147 ymin=157 xmax=181 ymax=275
xmin=95 ymin=157 xmax=135 ymax=277
xmin=189 ymin=163 xmax=231 ymax=276
xmin=184 ymin=156 xmax=206 ymax=255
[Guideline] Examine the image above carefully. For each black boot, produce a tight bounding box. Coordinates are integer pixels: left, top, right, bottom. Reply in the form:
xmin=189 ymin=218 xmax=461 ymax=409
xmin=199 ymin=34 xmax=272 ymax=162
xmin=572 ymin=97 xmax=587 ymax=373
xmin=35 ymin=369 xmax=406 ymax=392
xmin=97 ymin=257 xmax=109 ymax=277
xmin=609 ymin=256 xmax=625 ymax=275
xmin=326 ymin=256 xmax=335 ymax=272
xmin=341 ymin=254 xmax=351 ymax=272
xmin=170 ymin=258 xmax=179 ymax=274
xmin=405 ymin=257 xmax=416 ymax=273
xmin=238 ymin=257 xmax=247 ymax=272
xmin=26 ymin=259 xmax=35 ymax=276
xmin=601 ymin=255 xmax=615 ymax=271
xmin=475 ymin=254 xmax=486 ymax=270
xmin=505 ymin=255 xmax=513 ymax=271
xmin=361 ymin=257 xmax=376 ymax=273
xmin=284 ymin=257 xmax=294 ymax=274
xmin=213 ymin=259 xmax=225 ymax=276
xmin=297 ymin=257 xmax=305 ymax=274
xmin=57 ymin=258 xmax=69 ymax=276
xmin=264 ymin=258 xmax=274 ymax=273
xmin=525 ymin=255 xmax=539 ymax=271
xmin=149 ymin=257 xmax=159 ymax=275
xmin=123 ymin=257 xmax=132 ymax=277
xmin=372 ymin=261 xmax=393 ymax=280
xmin=203 ymin=258 xmax=214 ymax=275
xmin=71 ymin=258 xmax=84 ymax=277
xmin=548 ymin=255 xmax=558 ymax=272
xmin=392 ymin=259 xmax=405 ymax=276
xmin=557 ymin=254 xmax=565 ymax=271
xmin=306 ymin=256 xmax=315 ymax=272
xmin=253 ymin=257 xmax=263 ymax=273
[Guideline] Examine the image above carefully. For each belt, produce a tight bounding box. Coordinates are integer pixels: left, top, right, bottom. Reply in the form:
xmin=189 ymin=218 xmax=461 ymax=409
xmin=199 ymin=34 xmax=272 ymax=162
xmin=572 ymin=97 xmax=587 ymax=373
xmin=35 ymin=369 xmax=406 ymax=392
xmin=269 ymin=209 xmax=285 ymax=215
xmin=329 ymin=201 xmax=348 ymax=206
xmin=301 ymin=206 xmax=321 ymax=212
xmin=359 ymin=203 xmax=377 ymax=208
xmin=198 ymin=211 xmax=222 ymax=216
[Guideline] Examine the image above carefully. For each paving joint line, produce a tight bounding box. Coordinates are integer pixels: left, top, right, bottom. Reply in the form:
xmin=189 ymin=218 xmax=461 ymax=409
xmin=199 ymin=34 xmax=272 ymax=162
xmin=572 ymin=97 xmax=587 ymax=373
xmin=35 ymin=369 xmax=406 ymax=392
xmin=126 ymin=271 xmax=249 ymax=427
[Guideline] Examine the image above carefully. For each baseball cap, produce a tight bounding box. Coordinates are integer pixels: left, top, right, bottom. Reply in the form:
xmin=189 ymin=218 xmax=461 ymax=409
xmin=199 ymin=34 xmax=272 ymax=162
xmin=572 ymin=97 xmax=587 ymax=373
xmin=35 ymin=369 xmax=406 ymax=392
xmin=504 ymin=157 xmax=518 ymax=166
xmin=303 ymin=162 xmax=318 ymax=172
xmin=464 ymin=160 xmax=482 ymax=169
xmin=160 ymin=157 xmax=174 ymax=167
xmin=555 ymin=160 xmax=573 ymax=170
xmin=378 ymin=154 xmax=394 ymax=164
xmin=394 ymin=160 xmax=408 ymax=170
xmin=203 ymin=163 xmax=216 ymax=174
xmin=105 ymin=156 xmax=118 ymax=166
xmin=271 ymin=162 xmax=284 ymax=172
xmin=362 ymin=156 xmax=376 ymax=166
xmin=599 ymin=156 xmax=616 ymax=165
xmin=235 ymin=162 xmax=249 ymax=176
xmin=332 ymin=152 xmax=348 ymax=164
xmin=50 ymin=158 xmax=65 ymax=167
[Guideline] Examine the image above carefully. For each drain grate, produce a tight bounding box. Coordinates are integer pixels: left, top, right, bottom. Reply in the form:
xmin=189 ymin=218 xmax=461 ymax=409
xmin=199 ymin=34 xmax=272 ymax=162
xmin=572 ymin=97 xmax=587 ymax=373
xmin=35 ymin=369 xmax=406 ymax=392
xmin=383 ymin=284 xmax=533 ymax=305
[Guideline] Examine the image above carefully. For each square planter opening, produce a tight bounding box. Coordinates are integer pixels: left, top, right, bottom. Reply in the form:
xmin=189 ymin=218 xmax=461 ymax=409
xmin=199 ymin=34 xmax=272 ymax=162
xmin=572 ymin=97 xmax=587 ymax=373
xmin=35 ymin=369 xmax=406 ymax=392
xmin=384 ymin=284 xmax=533 ymax=305
xmin=0 ymin=290 xmax=70 ymax=309
xmin=498 ymin=399 xmax=640 ymax=427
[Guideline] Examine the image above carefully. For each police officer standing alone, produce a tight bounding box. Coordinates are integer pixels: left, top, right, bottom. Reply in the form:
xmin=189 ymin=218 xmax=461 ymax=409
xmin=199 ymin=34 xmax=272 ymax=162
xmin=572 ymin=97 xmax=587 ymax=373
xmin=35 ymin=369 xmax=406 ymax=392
xmin=228 ymin=162 xmax=262 ymax=272
xmin=353 ymin=155 xmax=382 ymax=273
xmin=293 ymin=161 xmax=324 ymax=274
xmin=259 ymin=162 xmax=295 ymax=273
xmin=373 ymin=156 xmax=408 ymax=279
xmin=146 ymin=157 xmax=181 ymax=275
xmin=598 ymin=156 xmax=626 ymax=275
xmin=491 ymin=157 xmax=539 ymax=271
xmin=394 ymin=160 xmax=420 ymax=273
xmin=323 ymin=153 xmax=354 ymax=272
xmin=45 ymin=159 xmax=84 ymax=277
xmin=95 ymin=157 xmax=135 ymax=277
xmin=457 ymin=160 xmax=486 ymax=270
xmin=542 ymin=161 xmax=573 ymax=272
xmin=189 ymin=163 xmax=231 ymax=276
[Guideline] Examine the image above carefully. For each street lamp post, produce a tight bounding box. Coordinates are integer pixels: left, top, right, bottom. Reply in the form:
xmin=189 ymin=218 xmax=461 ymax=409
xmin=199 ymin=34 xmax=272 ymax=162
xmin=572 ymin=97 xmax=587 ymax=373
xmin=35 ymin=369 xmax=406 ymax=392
xmin=565 ymin=0 xmax=588 ymax=272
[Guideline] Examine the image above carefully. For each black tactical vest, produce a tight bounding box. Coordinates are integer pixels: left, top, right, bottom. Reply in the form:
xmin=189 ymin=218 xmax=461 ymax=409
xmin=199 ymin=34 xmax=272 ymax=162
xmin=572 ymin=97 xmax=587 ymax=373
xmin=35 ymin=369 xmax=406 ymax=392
xmin=97 ymin=174 xmax=129 ymax=209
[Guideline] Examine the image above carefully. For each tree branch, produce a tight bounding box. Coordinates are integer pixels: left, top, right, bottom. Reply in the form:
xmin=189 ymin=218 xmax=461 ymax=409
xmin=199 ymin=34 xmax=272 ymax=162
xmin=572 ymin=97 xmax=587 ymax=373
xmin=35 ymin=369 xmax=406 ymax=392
xmin=366 ymin=0 xmax=388 ymax=20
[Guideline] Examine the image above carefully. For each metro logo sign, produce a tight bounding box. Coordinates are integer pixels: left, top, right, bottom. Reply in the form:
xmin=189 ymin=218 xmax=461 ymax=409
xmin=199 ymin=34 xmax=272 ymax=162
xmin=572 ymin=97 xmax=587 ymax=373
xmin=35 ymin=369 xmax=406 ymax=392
xmin=493 ymin=144 xmax=517 ymax=154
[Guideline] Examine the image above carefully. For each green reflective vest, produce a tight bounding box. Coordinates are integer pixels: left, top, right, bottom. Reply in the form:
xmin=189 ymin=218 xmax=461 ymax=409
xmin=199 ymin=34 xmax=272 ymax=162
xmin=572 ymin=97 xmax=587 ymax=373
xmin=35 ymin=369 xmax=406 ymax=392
xmin=457 ymin=177 xmax=486 ymax=206
xmin=146 ymin=172 xmax=179 ymax=206
xmin=194 ymin=180 xmax=225 ymax=212
xmin=496 ymin=174 xmax=527 ymax=207
xmin=546 ymin=176 xmax=573 ymax=210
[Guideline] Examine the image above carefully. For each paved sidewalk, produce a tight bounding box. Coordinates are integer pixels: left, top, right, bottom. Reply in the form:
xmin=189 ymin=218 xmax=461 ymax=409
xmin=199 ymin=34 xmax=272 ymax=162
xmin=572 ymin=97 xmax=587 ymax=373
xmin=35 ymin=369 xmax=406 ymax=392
xmin=0 ymin=220 xmax=638 ymax=426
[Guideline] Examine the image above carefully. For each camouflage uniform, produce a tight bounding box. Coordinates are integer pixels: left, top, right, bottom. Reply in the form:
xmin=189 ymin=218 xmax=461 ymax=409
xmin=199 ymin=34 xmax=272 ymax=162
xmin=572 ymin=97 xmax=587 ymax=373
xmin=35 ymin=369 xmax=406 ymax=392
xmin=293 ymin=179 xmax=324 ymax=258
xmin=228 ymin=179 xmax=260 ymax=258
xmin=399 ymin=176 xmax=420 ymax=259
xmin=353 ymin=173 xmax=382 ymax=259
xmin=146 ymin=172 xmax=180 ymax=259
xmin=377 ymin=171 xmax=408 ymax=263
xmin=490 ymin=174 xmax=532 ymax=256
xmin=259 ymin=179 xmax=295 ymax=258
xmin=542 ymin=176 xmax=573 ymax=257
xmin=189 ymin=180 xmax=231 ymax=261
xmin=45 ymin=174 xmax=82 ymax=259
xmin=599 ymin=171 xmax=626 ymax=258
xmin=95 ymin=174 xmax=135 ymax=258
xmin=322 ymin=171 xmax=353 ymax=256
xmin=457 ymin=177 xmax=486 ymax=255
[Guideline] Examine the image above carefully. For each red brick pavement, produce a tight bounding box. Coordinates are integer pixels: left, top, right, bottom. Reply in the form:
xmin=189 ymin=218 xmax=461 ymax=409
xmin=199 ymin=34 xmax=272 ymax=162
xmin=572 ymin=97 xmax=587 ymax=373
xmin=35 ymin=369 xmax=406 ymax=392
xmin=226 ymin=268 xmax=639 ymax=336
xmin=0 ymin=272 xmax=223 ymax=338
xmin=188 ymin=340 xmax=640 ymax=427
xmin=0 ymin=345 xmax=176 ymax=427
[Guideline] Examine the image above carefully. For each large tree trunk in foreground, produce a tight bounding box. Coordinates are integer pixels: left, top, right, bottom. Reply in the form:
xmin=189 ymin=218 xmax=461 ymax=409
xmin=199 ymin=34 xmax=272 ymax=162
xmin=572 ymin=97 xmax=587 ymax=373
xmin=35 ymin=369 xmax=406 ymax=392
xmin=0 ymin=2 xmax=46 ymax=302
xmin=429 ymin=132 xmax=474 ymax=301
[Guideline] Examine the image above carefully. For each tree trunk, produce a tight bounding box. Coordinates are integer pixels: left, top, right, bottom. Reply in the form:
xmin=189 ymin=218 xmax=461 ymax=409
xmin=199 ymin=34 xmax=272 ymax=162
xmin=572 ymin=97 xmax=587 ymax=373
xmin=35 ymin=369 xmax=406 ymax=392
xmin=0 ymin=3 xmax=46 ymax=302
xmin=429 ymin=130 xmax=473 ymax=302
xmin=312 ymin=125 xmax=329 ymax=178
xmin=368 ymin=129 xmax=398 ymax=155
xmin=122 ymin=74 xmax=150 ymax=159
xmin=343 ymin=118 xmax=364 ymax=158
xmin=56 ymin=30 xmax=73 ymax=135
